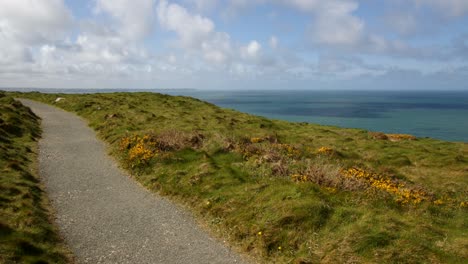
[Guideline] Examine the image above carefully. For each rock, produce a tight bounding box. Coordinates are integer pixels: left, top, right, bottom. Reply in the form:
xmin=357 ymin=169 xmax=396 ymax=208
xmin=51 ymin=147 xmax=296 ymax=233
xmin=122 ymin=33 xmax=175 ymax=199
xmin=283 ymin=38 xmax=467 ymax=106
xmin=105 ymin=113 xmax=122 ymax=119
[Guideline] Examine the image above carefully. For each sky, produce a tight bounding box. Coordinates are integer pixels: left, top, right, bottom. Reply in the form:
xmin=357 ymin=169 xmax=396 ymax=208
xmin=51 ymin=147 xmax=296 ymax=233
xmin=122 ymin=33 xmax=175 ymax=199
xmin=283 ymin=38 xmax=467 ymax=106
xmin=0 ymin=0 xmax=468 ymax=90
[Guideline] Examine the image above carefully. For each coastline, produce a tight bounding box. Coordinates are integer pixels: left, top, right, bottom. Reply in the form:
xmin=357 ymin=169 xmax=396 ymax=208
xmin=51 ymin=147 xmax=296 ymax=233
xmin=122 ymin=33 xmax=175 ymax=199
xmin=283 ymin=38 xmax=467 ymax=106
xmin=3 ymin=88 xmax=467 ymax=142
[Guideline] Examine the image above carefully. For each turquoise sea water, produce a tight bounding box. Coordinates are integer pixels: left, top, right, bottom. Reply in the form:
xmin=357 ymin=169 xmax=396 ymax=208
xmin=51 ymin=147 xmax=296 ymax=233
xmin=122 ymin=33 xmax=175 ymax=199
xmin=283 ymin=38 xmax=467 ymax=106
xmin=165 ymin=90 xmax=468 ymax=142
xmin=4 ymin=88 xmax=468 ymax=142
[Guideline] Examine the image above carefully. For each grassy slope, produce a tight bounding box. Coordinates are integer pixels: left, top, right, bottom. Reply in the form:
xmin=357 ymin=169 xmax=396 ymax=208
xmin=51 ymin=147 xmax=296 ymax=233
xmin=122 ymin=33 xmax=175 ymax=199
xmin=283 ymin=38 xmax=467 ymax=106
xmin=0 ymin=93 xmax=71 ymax=263
xmin=13 ymin=92 xmax=467 ymax=263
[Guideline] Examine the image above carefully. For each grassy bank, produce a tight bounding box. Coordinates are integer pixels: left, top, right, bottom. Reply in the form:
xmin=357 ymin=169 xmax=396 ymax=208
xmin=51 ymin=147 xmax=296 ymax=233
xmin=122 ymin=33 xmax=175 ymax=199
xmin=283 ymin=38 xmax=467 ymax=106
xmin=0 ymin=92 xmax=71 ymax=263
xmin=12 ymin=91 xmax=467 ymax=263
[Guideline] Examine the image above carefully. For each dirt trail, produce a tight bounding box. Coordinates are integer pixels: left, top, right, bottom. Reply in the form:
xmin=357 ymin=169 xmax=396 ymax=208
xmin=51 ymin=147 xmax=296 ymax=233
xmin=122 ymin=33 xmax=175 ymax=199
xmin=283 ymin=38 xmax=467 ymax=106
xmin=20 ymin=99 xmax=245 ymax=264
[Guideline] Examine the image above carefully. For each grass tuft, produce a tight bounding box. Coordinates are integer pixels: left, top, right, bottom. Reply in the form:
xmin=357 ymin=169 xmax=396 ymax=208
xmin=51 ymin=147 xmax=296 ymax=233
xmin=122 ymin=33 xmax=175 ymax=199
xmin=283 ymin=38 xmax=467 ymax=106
xmin=0 ymin=92 xmax=72 ymax=263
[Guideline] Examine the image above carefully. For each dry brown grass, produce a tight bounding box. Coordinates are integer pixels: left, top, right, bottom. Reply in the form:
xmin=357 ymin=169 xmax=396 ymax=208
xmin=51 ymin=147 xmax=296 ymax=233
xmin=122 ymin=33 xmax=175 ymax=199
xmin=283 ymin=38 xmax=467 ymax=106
xmin=386 ymin=134 xmax=417 ymax=141
xmin=293 ymin=160 xmax=367 ymax=191
xmin=153 ymin=129 xmax=205 ymax=151
xmin=368 ymin=131 xmax=389 ymax=140
xmin=368 ymin=131 xmax=417 ymax=141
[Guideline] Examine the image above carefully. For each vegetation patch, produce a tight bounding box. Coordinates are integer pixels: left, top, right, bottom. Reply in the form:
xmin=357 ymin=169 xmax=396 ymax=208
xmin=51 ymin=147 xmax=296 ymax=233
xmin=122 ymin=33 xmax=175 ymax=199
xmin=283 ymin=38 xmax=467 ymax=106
xmin=0 ymin=92 xmax=72 ymax=263
xmin=11 ymin=91 xmax=467 ymax=263
xmin=368 ymin=132 xmax=417 ymax=141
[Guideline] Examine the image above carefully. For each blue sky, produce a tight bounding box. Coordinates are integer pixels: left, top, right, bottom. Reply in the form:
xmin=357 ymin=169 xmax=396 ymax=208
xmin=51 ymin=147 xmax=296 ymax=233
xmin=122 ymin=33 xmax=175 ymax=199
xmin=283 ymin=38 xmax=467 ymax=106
xmin=1 ymin=0 xmax=467 ymax=90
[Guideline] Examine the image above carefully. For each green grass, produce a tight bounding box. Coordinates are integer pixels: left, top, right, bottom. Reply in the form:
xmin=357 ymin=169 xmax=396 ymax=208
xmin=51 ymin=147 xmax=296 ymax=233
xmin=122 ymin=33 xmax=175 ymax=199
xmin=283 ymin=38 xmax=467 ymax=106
xmin=0 ymin=92 xmax=72 ymax=263
xmin=11 ymin=91 xmax=468 ymax=263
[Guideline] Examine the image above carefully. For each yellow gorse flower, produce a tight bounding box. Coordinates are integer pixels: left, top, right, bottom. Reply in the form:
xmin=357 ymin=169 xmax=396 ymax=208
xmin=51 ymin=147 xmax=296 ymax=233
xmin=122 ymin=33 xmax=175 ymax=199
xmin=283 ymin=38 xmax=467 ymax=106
xmin=250 ymin=137 xmax=264 ymax=143
xmin=273 ymin=143 xmax=301 ymax=157
xmin=342 ymin=167 xmax=430 ymax=205
xmin=316 ymin=146 xmax=334 ymax=155
xmin=120 ymin=134 xmax=159 ymax=166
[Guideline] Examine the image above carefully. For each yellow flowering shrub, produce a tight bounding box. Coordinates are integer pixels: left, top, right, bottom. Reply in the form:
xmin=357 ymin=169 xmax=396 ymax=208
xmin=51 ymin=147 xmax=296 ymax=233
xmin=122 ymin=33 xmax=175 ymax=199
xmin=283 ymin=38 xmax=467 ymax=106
xmin=128 ymin=142 xmax=153 ymax=162
xmin=316 ymin=146 xmax=334 ymax=155
xmin=290 ymin=173 xmax=309 ymax=182
xmin=236 ymin=144 xmax=263 ymax=159
xmin=386 ymin=134 xmax=416 ymax=141
xmin=119 ymin=136 xmax=132 ymax=150
xmin=342 ymin=167 xmax=430 ymax=204
xmin=250 ymin=137 xmax=265 ymax=143
xmin=119 ymin=134 xmax=159 ymax=167
xmin=273 ymin=143 xmax=301 ymax=158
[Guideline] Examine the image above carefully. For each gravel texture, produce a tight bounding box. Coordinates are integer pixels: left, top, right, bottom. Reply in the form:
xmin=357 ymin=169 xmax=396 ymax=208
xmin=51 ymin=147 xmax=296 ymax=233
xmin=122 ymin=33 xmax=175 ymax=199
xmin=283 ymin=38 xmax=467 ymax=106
xmin=20 ymin=99 xmax=246 ymax=264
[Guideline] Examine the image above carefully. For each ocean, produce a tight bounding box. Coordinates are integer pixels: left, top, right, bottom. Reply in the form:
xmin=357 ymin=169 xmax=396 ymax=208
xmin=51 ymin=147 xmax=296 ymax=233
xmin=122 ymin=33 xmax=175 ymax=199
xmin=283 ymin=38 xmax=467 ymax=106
xmin=167 ymin=90 xmax=468 ymax=142
xmin=4 ymin=88 xmax=468 ymax=142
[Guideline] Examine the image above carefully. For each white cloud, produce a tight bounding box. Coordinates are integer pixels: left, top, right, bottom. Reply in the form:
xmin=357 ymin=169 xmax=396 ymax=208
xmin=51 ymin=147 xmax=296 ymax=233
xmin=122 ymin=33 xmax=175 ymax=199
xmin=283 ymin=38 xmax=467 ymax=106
xmin=201 ymin=32 xmax=232 ymax=64
xmin=222 ymin=0 xmax=264 ymax=18
xmin=95 ymin=0 xmax=155 ymax=40
xmin=0 ymin=0 xmax=72 ymax=64
xmin=306 ymin=1 xmax=364 ymax=46
xmin=280 ymin=0 xmax=320 ymax=12
xmin=221 ymin=0 xmax=365 ymax=48
xmin=157 ymin=0 xmax=234 ymax=65
xmin=415 ymin=0 xmax=468 ymax=17
xmin=0 ymin=0 xmax=156 ymax=84
xmin=187 ymin=0 xmax=218 ymax=12
xmin=0 ymin=0 xmax=465 ymax=90
xmin=157 ymin=0 xmax=214 ymax=48
xmin=225 ymin=0 xmax=424 ymax=59
xmin=62 ymin=0 xmax=155 ymax=73
xmin=241 ymin=40 xmax=261 ymax=59
xmin=0 ymin=0 xmax=72 ymax=44
xmin=37 ymin=20 xmax=152 ymax=77
xmin=270 ymin=36 xmax=278 ymax=49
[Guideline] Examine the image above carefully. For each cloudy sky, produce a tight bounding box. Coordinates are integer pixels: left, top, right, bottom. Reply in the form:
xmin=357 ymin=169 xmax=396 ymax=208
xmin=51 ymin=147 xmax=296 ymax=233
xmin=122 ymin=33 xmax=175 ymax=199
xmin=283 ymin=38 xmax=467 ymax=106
xmin=1 ymin=0 xmax=467 ymax=90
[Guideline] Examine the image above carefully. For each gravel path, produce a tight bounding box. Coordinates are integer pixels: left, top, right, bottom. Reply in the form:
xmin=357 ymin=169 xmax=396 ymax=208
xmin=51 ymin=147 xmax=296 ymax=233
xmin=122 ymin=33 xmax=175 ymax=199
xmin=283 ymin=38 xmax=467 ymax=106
xmin=20 ymin=99 xmax=246 ymax=264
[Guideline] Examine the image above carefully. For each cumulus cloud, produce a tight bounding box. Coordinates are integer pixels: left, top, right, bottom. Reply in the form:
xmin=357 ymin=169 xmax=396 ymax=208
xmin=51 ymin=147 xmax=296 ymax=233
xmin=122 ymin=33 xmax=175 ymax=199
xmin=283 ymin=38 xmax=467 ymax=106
xmin=241 ymin=41 xmax=261 ymax=59
xmin=0 ymin=0 xmax=72 ymax=44
xmin=74 ymin=24 xmax=149 ymax=64
xmin=157 ymin=2 xmax=299 ymax=76
xmin=186 ymin=0 xmax=218 ymax=13
xmin=415 ymin=0 xmax=468 ymax=17
xmin=0 ymin=0 xmax=72 ymax=64
xmin=228 ymin=0 xmax=366 ymax=48
xmin=157 ymin=0 xmax=214 ymax=47
xmin=157 ymin=0 xmax=237 ymax=65
xmin=95 ymin=0 xmax=155 ymax=40
xmin=72 ymin=0 xmax=158 ymax=67
xmin=0 ymin=0 xmax=466 ymax=90
xmin=0 ymin=0 xmax=157 ymax=86
xmin=201 ymin=32 xmax=232 ymax=64
xmin=34 ymin=0 xmax=155 ymax=77
xmin=290 ymin=0 xmax=436 ymax=59
xmin=308 ymin=1 xmax=364 ymax=46
xmin=280 ymin=0 xmax=322 ymax=13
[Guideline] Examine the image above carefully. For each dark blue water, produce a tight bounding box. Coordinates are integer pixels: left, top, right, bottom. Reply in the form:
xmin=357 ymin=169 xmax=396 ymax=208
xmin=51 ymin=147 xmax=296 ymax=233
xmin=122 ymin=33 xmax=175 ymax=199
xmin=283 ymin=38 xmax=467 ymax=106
xmin=167 ymin=90 xmax=468 ymax=142
xmin=4 ymin=88 xmax=468 ymax=142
